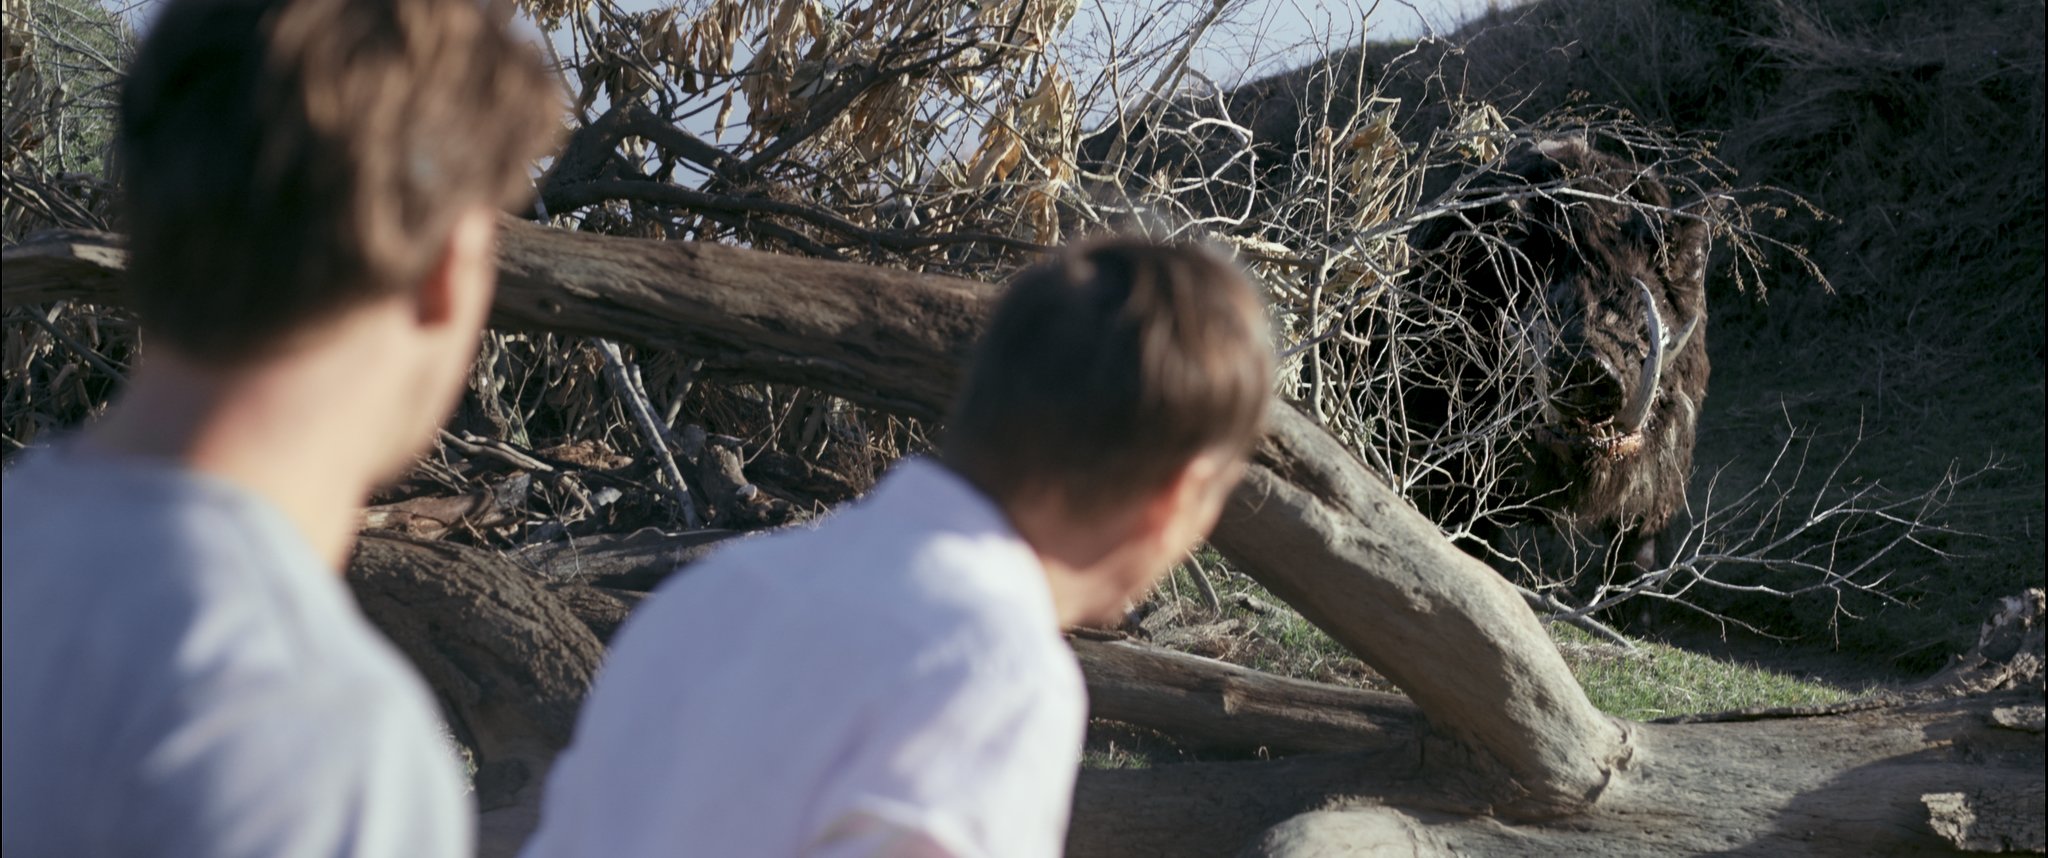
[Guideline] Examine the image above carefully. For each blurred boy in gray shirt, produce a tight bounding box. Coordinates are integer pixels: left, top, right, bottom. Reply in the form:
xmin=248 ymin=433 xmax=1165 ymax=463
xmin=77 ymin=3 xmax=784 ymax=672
xmin=1 ymin=1 xmax=560 ymax=854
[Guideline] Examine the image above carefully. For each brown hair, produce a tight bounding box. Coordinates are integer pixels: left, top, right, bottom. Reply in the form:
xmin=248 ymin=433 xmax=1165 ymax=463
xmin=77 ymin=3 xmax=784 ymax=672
xmin=117 ymin=0 xmax=561 ymax=363
xmin=945 ymin=238 xmax=1274 ymax=514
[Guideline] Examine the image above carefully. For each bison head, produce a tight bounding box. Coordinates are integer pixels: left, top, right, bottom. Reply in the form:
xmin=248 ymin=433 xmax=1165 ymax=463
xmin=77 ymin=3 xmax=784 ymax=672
xmin=1410 ymin=137 xmax=1711 ymax=534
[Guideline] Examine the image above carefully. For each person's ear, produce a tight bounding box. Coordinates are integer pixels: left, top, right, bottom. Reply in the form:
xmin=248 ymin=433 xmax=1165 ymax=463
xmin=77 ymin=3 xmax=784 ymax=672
xmin=415 ymin=206 xmax=498 ymax=329
xmin=1143 ymin=450 xmax=1232 ymax=547
xmin=1134 ymin=472 xmax=1185 ymax=547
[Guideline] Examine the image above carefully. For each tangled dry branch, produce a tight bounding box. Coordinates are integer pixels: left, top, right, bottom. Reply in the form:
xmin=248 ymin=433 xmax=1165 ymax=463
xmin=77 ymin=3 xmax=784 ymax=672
xmin=1506 ymin=412 xmax=2000 ymax=636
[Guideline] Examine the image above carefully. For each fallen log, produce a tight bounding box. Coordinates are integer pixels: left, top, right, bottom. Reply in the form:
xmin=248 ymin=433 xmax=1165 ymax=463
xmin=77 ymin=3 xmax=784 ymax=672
xmin=533 ymin=578 xmax=1422 ymax=756
xmin=345 ymin=535 xmax=611 ymax=858
xmin=2 ymin=225 xmax=990 ymax=418
xmin=361 ymin=473 xmax=531 ymax=540
xmin=1212 ymin=403 xmax=1629 ymax=817
xmin=544 ymin=582 xmax=647 ymax=644
xmin=1071 ymin=636 xmax=1423 ymax=756
xmin=512 ymin=527 xmax=745 ymax=590
xmin=1 ymin=232 xmax=125 ymax=307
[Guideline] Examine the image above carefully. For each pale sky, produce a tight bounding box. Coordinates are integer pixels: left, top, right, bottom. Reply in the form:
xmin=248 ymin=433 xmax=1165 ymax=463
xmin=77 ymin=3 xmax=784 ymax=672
xmin=119 ymin=0 xmax=1503 ymax=88
xmin=115 ymin=0 xmax=1507 ymax=170
xmin=532 ymin=0 xmax=1513 ymax=164
xmin=1075 ymin=0 xmax=1502 ymax=88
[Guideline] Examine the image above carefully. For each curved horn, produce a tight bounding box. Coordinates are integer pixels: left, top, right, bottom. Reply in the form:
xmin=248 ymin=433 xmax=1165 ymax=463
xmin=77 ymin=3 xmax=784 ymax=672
xmin=1666 ymin=304 xmax=1703 ymax=364
xmin=1619 ymin=279 xmax=1666 ymax=433
xmin=1517 ymin=304 xmax=1563 ymax=424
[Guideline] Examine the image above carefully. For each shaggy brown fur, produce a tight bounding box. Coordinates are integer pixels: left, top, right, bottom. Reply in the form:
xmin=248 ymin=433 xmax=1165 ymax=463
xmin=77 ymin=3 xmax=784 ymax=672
xmin=1408 ymin=138 xmax=1711 ymax=552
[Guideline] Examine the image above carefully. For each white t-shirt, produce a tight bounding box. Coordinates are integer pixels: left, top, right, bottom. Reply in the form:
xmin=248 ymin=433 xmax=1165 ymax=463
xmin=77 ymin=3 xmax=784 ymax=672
xmin=521 ymin=458 xmax=1088 ymax=858
xmin=0 ymin=448 xmax=473 ymax=858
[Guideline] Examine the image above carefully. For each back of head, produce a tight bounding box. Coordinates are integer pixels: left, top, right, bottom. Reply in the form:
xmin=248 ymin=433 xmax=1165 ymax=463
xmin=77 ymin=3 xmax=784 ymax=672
xmin=946 ymin=239 xmax=1275 ymax=515
xmin=117 ymin=0 xmax=561 ymax=364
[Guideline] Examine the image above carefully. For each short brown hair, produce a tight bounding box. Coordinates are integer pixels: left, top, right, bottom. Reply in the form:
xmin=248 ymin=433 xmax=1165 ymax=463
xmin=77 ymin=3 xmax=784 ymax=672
xmin=117 ymin=0 xmax=561 ymax=363
xmin=946 ymin=239 xmax=1274 ymax=513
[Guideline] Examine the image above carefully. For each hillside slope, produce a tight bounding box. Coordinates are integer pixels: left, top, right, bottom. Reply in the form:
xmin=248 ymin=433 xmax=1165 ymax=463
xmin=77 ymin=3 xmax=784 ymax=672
xmin=1162 ymin=0 xmax=2046 ymax=668
xmin=1394 ymin=0 xmax=2046 ymax=667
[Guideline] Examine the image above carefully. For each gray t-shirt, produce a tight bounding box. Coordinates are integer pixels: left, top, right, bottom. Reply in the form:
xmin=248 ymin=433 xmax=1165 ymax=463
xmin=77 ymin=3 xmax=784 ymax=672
xmin=1 ymin=448 xmax=472 ymax=857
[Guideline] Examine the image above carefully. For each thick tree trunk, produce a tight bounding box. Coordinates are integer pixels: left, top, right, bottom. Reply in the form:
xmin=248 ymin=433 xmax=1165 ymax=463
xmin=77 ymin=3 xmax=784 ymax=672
xmin=345 ymin=535 xmax=611 ymax=858
xmin=1210 ymin=410 xmax=1629 ymax=817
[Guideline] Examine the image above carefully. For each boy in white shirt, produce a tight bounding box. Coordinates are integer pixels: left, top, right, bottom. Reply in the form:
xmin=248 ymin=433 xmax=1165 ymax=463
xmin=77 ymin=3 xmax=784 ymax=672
xmin=522 ymin=240 xmax=1276 ymax=857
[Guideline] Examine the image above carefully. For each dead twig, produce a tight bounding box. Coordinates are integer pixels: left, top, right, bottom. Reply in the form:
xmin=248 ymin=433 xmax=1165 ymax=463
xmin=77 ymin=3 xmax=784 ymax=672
xmin=1185 ymin=549 xmax=1225 ymax=614
xmin=438 ymin=430 xmax=555 ymax=474
xmin=595 ymin=338 xmax=702 ymax=529
xmin=26 ymin=302 xmax=123 ymax=383
xmin=1514 ymin=582 xmax=1637 ymax=651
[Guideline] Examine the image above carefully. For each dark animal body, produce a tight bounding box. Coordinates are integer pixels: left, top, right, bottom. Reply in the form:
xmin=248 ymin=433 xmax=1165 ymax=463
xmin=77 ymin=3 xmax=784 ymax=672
xmin=1405 ymin=138 xmax=1710 ymax=564
xmin=1080 ymin=52 xmax=1714 ymax=565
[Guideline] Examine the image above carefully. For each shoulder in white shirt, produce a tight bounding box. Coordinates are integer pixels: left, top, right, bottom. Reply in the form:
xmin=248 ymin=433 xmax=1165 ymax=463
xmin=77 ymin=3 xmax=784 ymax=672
xmin=523 ymin=457 xmax=1088 ymax=858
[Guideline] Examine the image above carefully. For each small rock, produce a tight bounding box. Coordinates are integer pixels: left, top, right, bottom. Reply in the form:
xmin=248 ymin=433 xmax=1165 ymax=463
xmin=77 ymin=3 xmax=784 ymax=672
xmin=1234 ymin=593 xmax=1281 ymax=616
xmin=676 ymin=424 xmax=708 ymax=462
xmin=1988 ymin=704 xmax=2045 ymax=733
xmin=1923 ymin=789 xmax=2047 ymax=853
xmin=1137 ymin=601 xmax=1184 ymax=636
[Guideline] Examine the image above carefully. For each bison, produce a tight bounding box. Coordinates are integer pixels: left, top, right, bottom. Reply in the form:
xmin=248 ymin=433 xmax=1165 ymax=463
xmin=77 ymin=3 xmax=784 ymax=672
xmin=1082 ymin=78 xmax=1713 ymax=571
xmin=1404 ymin=137 xmax=1710 ymax=571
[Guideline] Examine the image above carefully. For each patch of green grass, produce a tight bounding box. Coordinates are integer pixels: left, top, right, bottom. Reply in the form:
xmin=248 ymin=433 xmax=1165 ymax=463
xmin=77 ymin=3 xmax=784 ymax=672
xmin=1138 ymin=553 xmax=1868 ymax=724
xmin=1226 ymin=599 xmax=1362 ymax=683
xmin=437 ymin=722 xmax=478 ymax=793
xmin=1141 ymin=553 xmax=1391 ymax=690
xmin=1080 ymin=744 xmax=1153 ymax=770
xmin=1079 ymin=721 xmax=1192 ymax=770
xmin=1548 ymin=624 xmax=1865 ymax=721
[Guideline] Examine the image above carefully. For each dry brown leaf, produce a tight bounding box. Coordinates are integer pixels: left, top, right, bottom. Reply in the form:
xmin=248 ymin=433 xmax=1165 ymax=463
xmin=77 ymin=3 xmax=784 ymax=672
xmin=965 ymin=118 xmax=1022 ymax=187
xmin=1452 ymin=102 xmax=1510 ymax=162
xmin=714 ymin=90 xmax=736 ymax=139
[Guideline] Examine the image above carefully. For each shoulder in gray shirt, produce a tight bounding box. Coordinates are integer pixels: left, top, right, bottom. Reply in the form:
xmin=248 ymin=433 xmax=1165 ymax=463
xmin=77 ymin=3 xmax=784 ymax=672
xmin=1 ymin=449 xmax=472 ymax=858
